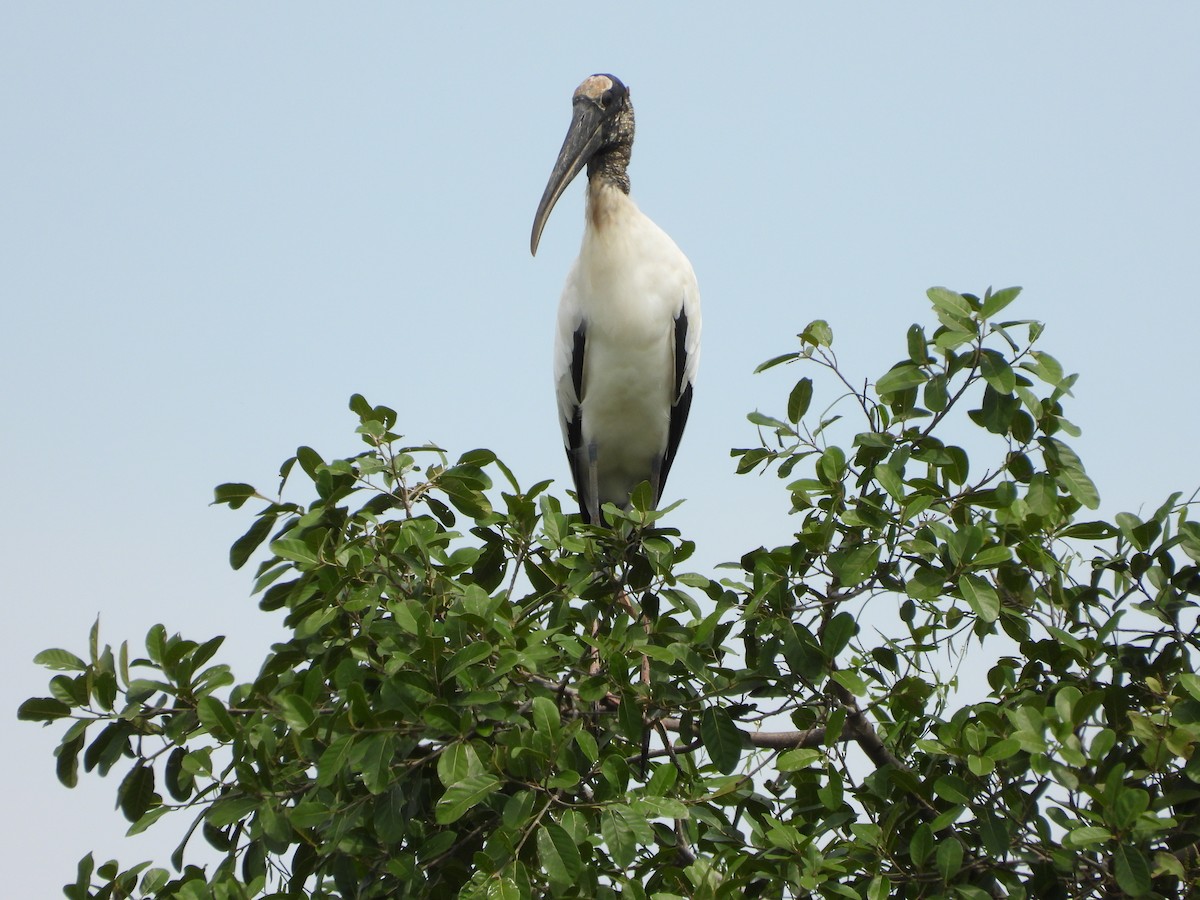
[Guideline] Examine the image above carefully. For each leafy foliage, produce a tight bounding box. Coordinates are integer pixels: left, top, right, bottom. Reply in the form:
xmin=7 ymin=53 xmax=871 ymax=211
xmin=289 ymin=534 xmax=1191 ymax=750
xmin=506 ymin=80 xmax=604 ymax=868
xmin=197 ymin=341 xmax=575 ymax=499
xmin=22 ymin=287 xmax=1200 ymax=898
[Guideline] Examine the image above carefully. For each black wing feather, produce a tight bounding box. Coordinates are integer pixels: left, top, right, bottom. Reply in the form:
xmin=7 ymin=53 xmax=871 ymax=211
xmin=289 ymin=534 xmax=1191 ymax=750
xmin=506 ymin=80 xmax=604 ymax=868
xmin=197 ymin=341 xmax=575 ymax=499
xmin=656 ymin=307 xmax=693 ymax=504
xmin=565 ymin=323 xmax=593 ymax=522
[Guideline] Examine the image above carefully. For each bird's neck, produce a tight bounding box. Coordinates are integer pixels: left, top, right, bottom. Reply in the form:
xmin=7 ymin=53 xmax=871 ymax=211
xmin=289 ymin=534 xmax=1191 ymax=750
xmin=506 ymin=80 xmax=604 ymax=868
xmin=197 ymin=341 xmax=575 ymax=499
xmin=587 ymin=144 xmax=631 ymax=196
xmin=585 ymin=141 xmax=634 ymax=236
xmin=586 ymin=178 xmax=634 ymax=236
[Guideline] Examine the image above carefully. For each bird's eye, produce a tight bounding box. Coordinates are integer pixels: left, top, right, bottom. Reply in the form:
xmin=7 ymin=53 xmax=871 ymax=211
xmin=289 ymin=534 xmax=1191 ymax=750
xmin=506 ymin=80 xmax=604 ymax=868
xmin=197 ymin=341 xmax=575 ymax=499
xmin=600 ymin=90 xmax=614 ymax=109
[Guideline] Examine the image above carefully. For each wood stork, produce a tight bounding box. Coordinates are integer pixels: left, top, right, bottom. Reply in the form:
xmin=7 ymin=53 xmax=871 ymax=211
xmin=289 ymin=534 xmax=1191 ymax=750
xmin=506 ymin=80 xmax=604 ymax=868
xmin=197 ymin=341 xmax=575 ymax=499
xmin=531 ymin=74 xmax=701 ymax=525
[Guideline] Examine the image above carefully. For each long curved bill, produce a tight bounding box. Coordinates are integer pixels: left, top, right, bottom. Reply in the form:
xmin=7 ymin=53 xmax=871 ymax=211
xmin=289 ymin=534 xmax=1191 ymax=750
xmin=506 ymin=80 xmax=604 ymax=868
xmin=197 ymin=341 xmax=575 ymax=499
xmin=530 ymin=101 xmax=609 ymax=256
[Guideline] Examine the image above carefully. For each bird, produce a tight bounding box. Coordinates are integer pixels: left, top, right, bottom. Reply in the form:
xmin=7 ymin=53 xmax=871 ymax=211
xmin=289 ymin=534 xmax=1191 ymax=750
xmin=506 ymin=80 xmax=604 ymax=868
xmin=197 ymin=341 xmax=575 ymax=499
xmin=531 ymin=74 xmax=701 ymax=525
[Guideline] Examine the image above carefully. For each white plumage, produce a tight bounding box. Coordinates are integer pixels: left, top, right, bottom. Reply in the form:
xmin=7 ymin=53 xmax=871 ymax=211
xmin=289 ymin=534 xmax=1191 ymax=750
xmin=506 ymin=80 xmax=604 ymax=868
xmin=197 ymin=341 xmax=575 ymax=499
xmin=533 ymin=74 xmax=701 ymax=524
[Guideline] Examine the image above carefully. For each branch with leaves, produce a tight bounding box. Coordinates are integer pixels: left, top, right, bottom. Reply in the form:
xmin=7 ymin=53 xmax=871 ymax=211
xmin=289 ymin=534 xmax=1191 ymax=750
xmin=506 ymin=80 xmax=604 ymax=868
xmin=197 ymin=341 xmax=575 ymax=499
xmin=22 ymin=286 xmax=1200 ymax=899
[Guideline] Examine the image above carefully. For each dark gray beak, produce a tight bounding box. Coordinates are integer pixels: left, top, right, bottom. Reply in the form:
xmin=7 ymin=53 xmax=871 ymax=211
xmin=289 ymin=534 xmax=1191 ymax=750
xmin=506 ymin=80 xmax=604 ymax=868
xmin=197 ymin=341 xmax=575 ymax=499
xmin=531 ymin=100 xmax=609 ymax=256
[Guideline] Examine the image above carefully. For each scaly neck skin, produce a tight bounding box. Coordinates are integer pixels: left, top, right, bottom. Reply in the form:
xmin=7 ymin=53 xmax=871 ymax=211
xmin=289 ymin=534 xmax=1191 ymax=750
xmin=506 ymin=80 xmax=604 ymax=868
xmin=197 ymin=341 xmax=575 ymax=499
xmin=585 ymin=144 xmax=633 ymax=237
xmin=586 ymin=144 xmax=631 ymax=196
xmin=581 ymin=96 xmax=636 ymax=234
xmin=586 ymin=98 xmax=635 ymax=196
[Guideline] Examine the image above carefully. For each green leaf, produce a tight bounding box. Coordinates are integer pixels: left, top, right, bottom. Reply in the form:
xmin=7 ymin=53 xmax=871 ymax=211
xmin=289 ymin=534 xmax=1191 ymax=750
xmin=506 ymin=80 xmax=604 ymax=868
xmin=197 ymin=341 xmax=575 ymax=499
xmin=1042 ymin=437 xmax=1100 ymax=509
xmin=84 ymin=721 xmax=132 ymax=775
xmin=906 ymin=566 xmax=947 ymax=602
xmin=230 ymin=515 xmax=275 ymax=570
xmin=1178 ymin=674 xmax=1200 ymax=703
xmin=829 ymin=544 xmax=880 ymax=588
xmin=354 ymin=732 xmax=394 ymax=794
xmin=876 ymin=362 xmax=927 ymax=396
xmin=296 ymin=445 xmax=325 ymax=479
xmin=973 ymin=384 xmax=1019 ymax=434
xmin=754 ymin=351 xmax=800 ymax=373
xmin=936 ymin=836 xmax=963 ymax=881
xmin=818 ymin=446 xmax=846 ymax=485
xmin=601 ymin=809 xmax=636 ymax=868
xmin=206 ymin=796 xmax=257 ymax=828
xmin=270 ymin=538 xmax=319 ymax=566
xmin=959 ymin=575 xmax=1000 ymax=622
xmin=1153 ymin=851 xmax=1186 ymax=880
xmin=56 ymin=730 xmax=85 ymax=788
xmin=117 ymin=763 xmax=156 ymax=823
xmin=907 ymin=324 xmax=928 ymax=364
xmin=1026 ymin=473 xmax=1058 ymax=518
xmin=437 ymin=742 xmax=481 ymax=788
xmin=980 ymin=350 xmax=1016 ymax=394
xmin=34 ymin=648 xmax=88 ymax=671
xmin=374 ymin=787 xmax=407 ymax=843
xmin=139 ymin=868 xmax=170 ymax=894
xmin=945 ymin=445 xmax=969 ymax=485
xmin=1060 ymin=520 xmax=1118 ymax=540
xmin=981 ymin=286 xmax=1022 ymax=318
xmin=822 ymin=611 xmax=858 ymax=657
xmin=831 ymin=669 xmax=867 ymax=696
xmin=1115 ymin=512 xmax=1148 ymax=550
xmin=1046 ymin=626 xmax=1089 ymax=663
xmin=818 ymin=769 xmax=843 ymax=810
xmin=18 ymin=697 xmax=72 ymax=721
xmin=196 ymin=696 xmax=237 ymax=742
xmin=978 ymin=811 xmax=1009 ymax=856
xmin=444 ymin=641 xmax=493 ymax=681
xmin=700 ymin=707 xmax=743 ymax=774
xmin=531 ymin=696 xmax=561 ymax=741
xmin=145 ymin=623 xmax=166 ymax=664
xmin=747 ymin=410 xmax=790 ymax=431
xmin=536 ymin=822 xmax=582 ymax=886
xmin=127 ymin=805 xmax=171 ymax=837
xmin=1025 ymin=350 xmax=1065 ymax=387
xmin=777 ymin=749 xmax=822 ymax=771
xmin=787 ymin=378 xmax=813 ymax=424
xmin=909 ymin=823 xmax=934 ymax=865
xmin=1178 ymin=520 xmax=1200 ymax=562
xmin=487 ymin=876 xmax=523 ymax=900
xmin=213 ymin=482 xmax=259 ymax=509
xmin=801 ymin=319 xmax=833 ymax=347
xmin=924 ymin=374 xmax=949 ymax=412
xmin=574 ymin=728 xmax=598 ymax=764
xmin=435 ymin=773 xmax=501 ymax=824
xmin=927 ymin=286 xmax=973 ymax=320
xmin=1064 ymin=825 xmax=1111 ymax=849
xmin=164 ymin=747 xmax=194 ymax=801
xmin=1054 ymin=685 xmax=1082 ymax=725
xmin=875 ymin=463 xmax=904 ymax=501
xmin=933 ymin=774 xmax=971 ymax=805
xmin=1114 ymin=788 xmax=1149 ymax=828
xmin=934 ymin=330 xmax=974 ymax=351
xmin=279 ymin=694 xmax=315 ymax=732
xmin=867 ymin=875 xmax=891 ymax=900
xmin=317 ymin=734 xmax=356 ymax=787
xmin=72 ymin=853 xmax=95 ymax=900
xmin=1114 ymin=843 xmax=1151 ymax=896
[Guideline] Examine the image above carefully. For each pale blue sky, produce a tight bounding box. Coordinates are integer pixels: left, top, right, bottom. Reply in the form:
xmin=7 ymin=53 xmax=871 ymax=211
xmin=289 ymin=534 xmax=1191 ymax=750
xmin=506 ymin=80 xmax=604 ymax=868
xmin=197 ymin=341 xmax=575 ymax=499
xmin=5 ymin=6 xmax=1198 ymax=895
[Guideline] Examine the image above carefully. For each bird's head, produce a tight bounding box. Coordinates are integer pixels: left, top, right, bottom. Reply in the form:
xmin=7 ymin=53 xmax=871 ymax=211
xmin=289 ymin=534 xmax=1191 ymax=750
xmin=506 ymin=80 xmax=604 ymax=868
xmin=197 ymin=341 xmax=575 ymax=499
xmin=531 ymin=74 xmax=634 ymax=256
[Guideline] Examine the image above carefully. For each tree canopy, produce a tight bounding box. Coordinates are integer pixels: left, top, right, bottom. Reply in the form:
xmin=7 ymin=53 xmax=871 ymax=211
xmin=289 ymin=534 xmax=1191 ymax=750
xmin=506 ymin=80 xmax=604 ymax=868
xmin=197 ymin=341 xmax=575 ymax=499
xmin=22 ymin=287 xmax=1200 ymax=898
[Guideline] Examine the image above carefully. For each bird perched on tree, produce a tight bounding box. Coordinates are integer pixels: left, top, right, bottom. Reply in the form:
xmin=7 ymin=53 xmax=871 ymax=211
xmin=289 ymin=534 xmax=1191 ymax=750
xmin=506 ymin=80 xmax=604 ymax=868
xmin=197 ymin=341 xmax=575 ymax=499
xmin=531 ymin=74 xmax=701 ymax=525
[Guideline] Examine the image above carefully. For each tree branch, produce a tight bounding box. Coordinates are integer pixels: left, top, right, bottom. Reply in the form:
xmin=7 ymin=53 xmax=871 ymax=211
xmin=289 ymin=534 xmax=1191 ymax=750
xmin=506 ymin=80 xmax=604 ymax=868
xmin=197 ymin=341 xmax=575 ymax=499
xmin=659 ymin=718 xmax=826 ymax=750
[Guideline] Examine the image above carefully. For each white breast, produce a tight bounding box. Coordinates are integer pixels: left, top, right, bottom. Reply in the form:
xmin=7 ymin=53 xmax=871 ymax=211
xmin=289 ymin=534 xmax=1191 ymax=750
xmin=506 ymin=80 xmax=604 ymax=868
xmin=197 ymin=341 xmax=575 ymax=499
xmin=553 ymin=182 xmax=701 ymax=512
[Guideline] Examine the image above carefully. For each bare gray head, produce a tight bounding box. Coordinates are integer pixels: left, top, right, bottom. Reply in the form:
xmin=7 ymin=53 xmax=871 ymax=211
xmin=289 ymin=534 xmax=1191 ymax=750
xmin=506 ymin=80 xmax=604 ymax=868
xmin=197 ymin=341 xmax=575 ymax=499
xmin=530 ymin=74 xmax=635 ymax=255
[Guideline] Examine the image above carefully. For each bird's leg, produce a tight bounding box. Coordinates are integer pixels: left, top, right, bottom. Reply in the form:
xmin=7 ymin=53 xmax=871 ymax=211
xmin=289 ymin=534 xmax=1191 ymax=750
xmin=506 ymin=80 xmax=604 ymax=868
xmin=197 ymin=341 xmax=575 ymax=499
xmin=588 ymin=613 xmax=602 ymax=677
xmin=586 ymin=442 xmax=601 ymax=525
xmin=649 ymin=456 xmax=664 ymax=509
xmin=616 ymin=585 xmax=654 ymax=775
xmin=616 ymin=587 xmax=652 ymax=687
